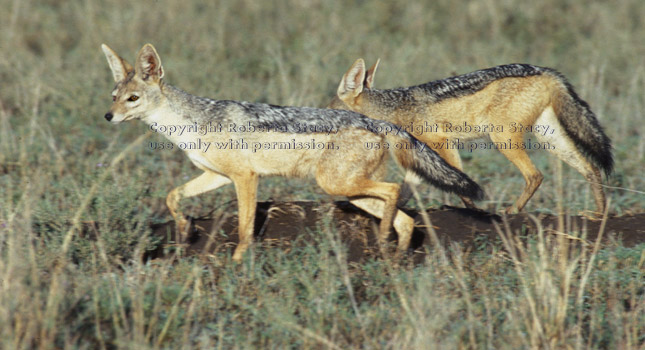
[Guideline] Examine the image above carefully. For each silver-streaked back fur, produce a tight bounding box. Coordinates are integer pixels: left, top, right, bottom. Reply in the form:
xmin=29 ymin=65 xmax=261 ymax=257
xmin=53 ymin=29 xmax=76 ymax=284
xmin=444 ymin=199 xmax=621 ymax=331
xmin=161 ymin=84 xmax=484 ymax=199
xmin=370 ymin=63 xmax=613 ymax=174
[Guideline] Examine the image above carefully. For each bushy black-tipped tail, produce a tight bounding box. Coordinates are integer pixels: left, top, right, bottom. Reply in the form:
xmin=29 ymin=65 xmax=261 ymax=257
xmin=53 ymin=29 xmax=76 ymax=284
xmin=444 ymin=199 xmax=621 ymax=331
xmin=395 ymin=137 xmax=484 ymax=200
xmin=550 ymin=72 xmax=614 ymax=176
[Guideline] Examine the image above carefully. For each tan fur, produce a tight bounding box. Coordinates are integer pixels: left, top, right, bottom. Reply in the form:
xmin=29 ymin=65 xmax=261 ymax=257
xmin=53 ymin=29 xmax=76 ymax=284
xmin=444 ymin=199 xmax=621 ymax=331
xmin=102 ymin=45 xmax=446 ymax=261
xmin=330 ymin=59 xmax=610 ymax=214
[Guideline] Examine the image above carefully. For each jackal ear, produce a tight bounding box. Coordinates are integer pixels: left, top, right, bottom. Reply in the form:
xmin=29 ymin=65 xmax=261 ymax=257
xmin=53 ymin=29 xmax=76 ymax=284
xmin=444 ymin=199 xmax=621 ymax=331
xmin=364 ymin=59 xmax=380 ymax=89
xmin=337 ymin=58 xmax=366 ymax=100
xmin=101 ymin=44 xmax=133 ymax=82
xmin=136 ymin=44 xmax=164 ymax=81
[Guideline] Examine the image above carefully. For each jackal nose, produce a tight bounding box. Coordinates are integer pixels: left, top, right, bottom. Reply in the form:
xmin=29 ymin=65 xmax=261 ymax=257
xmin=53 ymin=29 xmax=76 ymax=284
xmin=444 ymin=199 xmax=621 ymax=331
xmin=104 ymin=113 xmax=113 ymax=121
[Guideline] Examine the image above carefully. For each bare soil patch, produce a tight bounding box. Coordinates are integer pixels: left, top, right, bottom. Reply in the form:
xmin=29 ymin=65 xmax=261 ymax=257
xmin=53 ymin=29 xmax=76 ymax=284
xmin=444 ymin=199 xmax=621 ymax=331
xmin=146 ymin=201 xmax=645 ymax=262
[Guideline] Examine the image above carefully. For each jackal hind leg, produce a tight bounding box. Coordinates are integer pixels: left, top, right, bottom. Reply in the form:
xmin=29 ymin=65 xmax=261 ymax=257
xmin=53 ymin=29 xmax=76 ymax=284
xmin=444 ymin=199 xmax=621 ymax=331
xmin=318 ymin=171 xmax=405 ymax=253
xmin=533 ymin=108 xmax=608 ymax=215
xmin=398 ymin=171 xmax=423 ymax=207
xmin=540 ymin=144 xmax=606 ymax=216
xmin=316 ymin=139 xmax=408 ymax=255
xmin=489 ymin=133 xmax=543 ymax=213
xmin=345 ymin=181 xmax=400 ymax=252
xmin=349 ymin=197 xmax=415 ymax=252
xmin=231 ymin=173 xmax=259 ymax=262
xmin=166 ymin=171 xmax=232 ymax=239
xmin=590 ymin=168 xmax=606 ymax=215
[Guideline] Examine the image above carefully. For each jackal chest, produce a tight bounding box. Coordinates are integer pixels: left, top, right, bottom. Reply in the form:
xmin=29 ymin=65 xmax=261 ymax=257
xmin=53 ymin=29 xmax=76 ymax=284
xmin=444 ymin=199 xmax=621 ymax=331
xmin=186 ymin=151 xmax=223 ymax=173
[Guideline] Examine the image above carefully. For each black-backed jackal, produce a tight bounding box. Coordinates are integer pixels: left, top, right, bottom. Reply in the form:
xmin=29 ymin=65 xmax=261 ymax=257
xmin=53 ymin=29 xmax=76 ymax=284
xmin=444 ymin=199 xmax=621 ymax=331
xmin=102 ymin=44 xmax=484 ymax=261
xmin=329 ymin=59 xmax=613 ymax=215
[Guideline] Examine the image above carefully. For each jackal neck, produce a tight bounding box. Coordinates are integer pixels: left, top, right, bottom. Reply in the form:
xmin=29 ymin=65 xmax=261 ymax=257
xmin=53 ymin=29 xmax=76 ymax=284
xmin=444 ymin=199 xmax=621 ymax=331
xmin=159 ymin=83 xmax=227 ymax=124
xmin=362 ymin=88 xmax=418 ymax=116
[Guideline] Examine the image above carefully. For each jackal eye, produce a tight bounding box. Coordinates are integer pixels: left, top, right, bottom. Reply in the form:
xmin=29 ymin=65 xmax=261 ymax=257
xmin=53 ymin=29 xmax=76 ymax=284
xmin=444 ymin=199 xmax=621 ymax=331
xmin=112 ymin=95 xmax=116 ymax=102
xmin=127 ymin=95 xmax=139 ymax=102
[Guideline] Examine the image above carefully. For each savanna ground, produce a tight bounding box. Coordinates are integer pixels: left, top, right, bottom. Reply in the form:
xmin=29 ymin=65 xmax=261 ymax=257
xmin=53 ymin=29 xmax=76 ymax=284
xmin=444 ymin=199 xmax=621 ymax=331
xmin=1 ymin=0 xmax=644 ymax=349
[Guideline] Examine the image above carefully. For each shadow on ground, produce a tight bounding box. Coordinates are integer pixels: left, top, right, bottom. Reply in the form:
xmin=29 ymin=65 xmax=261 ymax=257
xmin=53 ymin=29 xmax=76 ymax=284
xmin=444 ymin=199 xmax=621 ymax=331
xmin=145 ymin=201 xmax=645 ymax=263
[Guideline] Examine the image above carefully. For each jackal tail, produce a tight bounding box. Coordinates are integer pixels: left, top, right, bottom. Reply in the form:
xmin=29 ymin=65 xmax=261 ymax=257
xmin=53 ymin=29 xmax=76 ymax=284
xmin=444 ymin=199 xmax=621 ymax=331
xmin=391 ymin=134 xmax=485 ymax=200
xmin=550 ymin=72 xmax=614 ymax=176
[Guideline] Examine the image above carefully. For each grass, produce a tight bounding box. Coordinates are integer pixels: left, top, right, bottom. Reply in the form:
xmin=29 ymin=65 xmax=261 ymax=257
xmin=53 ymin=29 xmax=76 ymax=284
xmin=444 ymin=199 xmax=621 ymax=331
xmin=1 ymin=0 xmax=644 ymax=348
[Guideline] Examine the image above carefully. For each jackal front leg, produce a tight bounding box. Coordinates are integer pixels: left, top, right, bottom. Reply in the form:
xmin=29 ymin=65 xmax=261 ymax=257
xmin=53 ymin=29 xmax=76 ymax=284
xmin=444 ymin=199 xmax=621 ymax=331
xmin=166 ymin=171 xmax=232 ymax=239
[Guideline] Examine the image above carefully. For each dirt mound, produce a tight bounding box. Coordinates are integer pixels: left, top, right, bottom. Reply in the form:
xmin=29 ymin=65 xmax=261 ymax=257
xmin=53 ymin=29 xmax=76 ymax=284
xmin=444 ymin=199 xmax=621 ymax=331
xmin=147 ymin=201 xmax=645 ymax=262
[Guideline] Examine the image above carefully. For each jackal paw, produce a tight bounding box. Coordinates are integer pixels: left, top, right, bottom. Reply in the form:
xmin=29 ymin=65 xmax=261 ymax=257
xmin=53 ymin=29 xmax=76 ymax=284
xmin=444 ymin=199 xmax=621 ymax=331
xmin=461 ymin=197 xmax=478 ymax=209
xmin=175 ymin=217 xmax=192 ymax=239
xmin=504 ymin=206 xmax=519 ymax=215
xmin=232 ymin=243 xmax=250 ymax=263
xmin=579 ymin=210 xmax=605 ymax=221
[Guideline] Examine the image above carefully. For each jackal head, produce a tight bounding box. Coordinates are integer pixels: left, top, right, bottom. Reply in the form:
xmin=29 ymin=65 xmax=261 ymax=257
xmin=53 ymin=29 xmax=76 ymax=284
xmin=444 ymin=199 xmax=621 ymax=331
xmin=101 ymin=43 xmax=165 ymax=123
xmin=327 ymin=58 xmax=379 ymax=111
